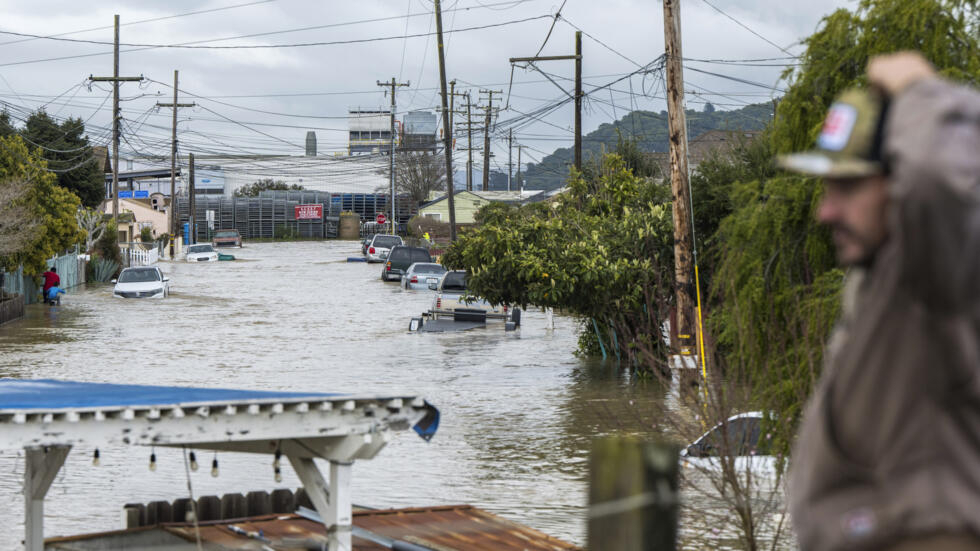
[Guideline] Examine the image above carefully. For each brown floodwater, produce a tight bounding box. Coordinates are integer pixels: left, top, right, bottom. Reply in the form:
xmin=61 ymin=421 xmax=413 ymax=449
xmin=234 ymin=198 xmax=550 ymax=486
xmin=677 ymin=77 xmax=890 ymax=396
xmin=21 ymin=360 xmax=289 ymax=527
xmin=0 ymin=241 xmax=788 ymax=549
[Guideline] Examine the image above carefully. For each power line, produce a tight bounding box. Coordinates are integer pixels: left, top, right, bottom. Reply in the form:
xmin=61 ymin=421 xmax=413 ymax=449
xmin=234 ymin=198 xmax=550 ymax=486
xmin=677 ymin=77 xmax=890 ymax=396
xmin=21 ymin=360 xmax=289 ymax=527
xmin=0 ymin=1 xmax=277 ymax=47
xmin=0 ymin=14 xmax=552 ymax=50
xmin=697 ymin=0 xmax=796 ymax=57
xmin=683 ymin=65 xmax=785 ymax=93
xmin=532 ymin=0 xmax=567 ymax=58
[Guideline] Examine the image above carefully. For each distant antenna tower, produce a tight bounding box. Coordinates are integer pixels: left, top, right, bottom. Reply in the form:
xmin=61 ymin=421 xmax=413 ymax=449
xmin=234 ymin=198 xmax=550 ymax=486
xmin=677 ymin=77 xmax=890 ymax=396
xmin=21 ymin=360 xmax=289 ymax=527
xmin=305 ymin=131 xmax=317 ymax=156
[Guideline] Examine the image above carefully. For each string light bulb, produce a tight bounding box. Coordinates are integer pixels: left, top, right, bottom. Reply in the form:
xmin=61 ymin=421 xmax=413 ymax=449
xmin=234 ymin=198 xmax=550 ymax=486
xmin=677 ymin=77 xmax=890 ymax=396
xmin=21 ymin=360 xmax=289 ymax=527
xmin=211 ymin=456 xmax=219 ymax=478
xmin=149 ymin=451 xmax=157 ymax=472
xmin=188 ymin=451 xmax=199 ymax=472
xmin=92 ymin=448 xmax=100 ymax=467
xmin=274 ymin=466 xmax=282 ymax=483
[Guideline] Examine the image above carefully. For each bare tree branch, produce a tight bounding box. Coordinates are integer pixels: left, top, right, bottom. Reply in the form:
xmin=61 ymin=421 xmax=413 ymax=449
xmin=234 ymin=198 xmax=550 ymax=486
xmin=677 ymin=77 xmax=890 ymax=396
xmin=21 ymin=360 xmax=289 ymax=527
xmin=0 ymin=177 xmax=39 ymax=260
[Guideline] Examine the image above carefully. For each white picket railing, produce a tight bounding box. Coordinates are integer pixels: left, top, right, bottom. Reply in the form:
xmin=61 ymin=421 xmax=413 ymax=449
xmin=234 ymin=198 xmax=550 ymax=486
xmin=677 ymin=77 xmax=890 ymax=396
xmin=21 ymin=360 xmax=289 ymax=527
xmin=126 ymin=247 xmax=159 ymax=267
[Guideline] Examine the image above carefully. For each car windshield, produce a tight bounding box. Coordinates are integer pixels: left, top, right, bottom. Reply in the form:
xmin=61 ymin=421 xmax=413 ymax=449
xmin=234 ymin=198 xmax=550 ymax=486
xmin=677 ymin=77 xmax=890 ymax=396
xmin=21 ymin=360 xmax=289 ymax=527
xmin=372 ymin=236 xmax=401 ymax=248
xmin=412 ymin=264 xmax=446 ymax=275
xmin=118 ymin=268 xmax=161 ymax=283
xmin=214 ymin=231 xmax=238 ymax=238
xmin=188 ymin=245 xmax=214 ymax=253
xmin=389 ymin=248 xmax=409 ymax=261
xmin=687 ymin=416 xmax=765 ymax=457
xmin=411 ymin=249 xmax=432 ymax=263
xmin=441 ymin=272 xmax=467 ymax=291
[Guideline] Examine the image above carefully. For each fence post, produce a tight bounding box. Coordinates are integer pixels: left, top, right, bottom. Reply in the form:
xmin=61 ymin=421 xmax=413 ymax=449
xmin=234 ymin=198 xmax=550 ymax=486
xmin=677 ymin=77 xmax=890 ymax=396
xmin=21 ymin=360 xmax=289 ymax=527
xmin=589 ymin=437 xmax=679 ymax=551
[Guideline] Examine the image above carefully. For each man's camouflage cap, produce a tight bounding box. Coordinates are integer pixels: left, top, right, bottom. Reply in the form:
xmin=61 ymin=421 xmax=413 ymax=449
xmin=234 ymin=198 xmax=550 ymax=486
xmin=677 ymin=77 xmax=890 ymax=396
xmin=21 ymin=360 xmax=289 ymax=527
xmin=778 ymin=87 xmax=887 ymax=178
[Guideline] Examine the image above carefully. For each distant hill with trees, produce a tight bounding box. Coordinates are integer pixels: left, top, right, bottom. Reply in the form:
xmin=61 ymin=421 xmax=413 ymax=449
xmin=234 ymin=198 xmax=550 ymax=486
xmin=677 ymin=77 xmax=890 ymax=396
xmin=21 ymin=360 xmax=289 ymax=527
xmin=522 ymin=101 xmax=775 ymax=191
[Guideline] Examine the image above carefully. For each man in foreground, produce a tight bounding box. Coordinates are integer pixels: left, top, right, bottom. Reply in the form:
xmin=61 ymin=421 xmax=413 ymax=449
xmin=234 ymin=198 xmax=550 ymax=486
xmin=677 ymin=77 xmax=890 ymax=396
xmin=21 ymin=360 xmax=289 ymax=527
xmin=779 ymin=52 xmax=980 ymax=550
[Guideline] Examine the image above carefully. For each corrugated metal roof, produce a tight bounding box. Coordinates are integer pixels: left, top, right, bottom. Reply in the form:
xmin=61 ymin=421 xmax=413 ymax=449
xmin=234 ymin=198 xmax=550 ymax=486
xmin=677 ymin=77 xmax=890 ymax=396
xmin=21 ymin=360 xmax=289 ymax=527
xmin=48 ymin=505 xmax=582 ymax=551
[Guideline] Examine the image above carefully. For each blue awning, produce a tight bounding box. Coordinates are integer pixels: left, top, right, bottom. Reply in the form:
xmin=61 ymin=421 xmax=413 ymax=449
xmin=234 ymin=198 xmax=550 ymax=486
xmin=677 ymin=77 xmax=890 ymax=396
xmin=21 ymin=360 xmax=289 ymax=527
xmin=0 ymin=379 xmax=342 ymax=411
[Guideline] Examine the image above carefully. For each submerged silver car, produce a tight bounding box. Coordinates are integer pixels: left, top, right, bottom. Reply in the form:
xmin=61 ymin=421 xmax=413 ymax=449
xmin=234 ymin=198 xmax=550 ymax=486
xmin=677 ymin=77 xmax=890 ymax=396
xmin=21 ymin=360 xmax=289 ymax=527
xmin=365 ymin=234 xmax=403 ymax=263
xmin=400 ymin=262 xmax=447 ymax=290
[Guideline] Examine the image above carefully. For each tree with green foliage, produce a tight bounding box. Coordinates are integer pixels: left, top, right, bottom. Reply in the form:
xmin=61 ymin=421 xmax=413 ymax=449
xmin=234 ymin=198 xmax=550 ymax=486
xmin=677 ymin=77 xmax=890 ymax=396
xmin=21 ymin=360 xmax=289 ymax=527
xmin=233 ymin=178 xmax=304 ymax=197
xmin=0 ymin=110 xmax=15 ymax=138
xmin=709 ymin=0 xmax=980 ymax=458
xmin=0 ymin=135 xmax=85 ymax=275
xmin=443 ymin=152 xmax=674 ymax=362
xmin=20 ymin=110 xmax=105 ymax=208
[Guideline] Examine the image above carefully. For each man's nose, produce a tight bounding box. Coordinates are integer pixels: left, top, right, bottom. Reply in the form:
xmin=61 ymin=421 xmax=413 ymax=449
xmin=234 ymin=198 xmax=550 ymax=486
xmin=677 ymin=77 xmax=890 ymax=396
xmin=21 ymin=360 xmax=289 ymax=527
xmin=816 ymin=193 xmax=840 ymax=224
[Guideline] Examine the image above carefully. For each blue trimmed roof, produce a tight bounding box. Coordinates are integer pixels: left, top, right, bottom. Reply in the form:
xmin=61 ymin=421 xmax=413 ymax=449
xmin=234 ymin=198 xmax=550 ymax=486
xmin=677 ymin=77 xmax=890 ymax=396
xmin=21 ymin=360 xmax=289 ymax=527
xmin=0 ymin=379 xmax=343 ymax=411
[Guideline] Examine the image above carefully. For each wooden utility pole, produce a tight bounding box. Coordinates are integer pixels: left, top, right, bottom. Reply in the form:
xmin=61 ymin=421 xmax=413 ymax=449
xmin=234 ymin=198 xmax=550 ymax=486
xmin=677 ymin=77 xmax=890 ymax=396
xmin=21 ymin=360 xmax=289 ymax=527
xmin=516 ymin=144 xmax=526 ymax=192
xmin=377 ymin=78 xmax=409 ymax=235
xmin=509 ymin=31 xmax=583 ymax=172
xmin=434 ymin=0 xmax=457 ymax=241
xmin=479 ymin=90 xmax=501 ymax=191
xmin=574 ymin=30 xmax=582 ymax=172
xmin=455 ymin=94 xmax=476 ymax=191
xmin=188 ymin=153 xmax=196 ymax=245
xmin=507 ymin=129 xmax=513 ymax=191
xmin=156 ymin=70 xmax=194 ymax=247
xmin=89 ymin=14 xmax=143 ymax=243
xmin=663 ymin=0 xmax=696 ymax=357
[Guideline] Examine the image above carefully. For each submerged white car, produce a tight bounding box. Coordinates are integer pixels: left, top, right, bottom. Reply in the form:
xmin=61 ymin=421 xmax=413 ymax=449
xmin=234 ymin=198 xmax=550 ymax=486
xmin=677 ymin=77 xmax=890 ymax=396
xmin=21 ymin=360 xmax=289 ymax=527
xmin=113 ymin=266 xmax=170 ymax=299
xmin=186 ymin=243 xmax=218 ymax=262
xmin=680 ymin=411 xmax=777 ymax=474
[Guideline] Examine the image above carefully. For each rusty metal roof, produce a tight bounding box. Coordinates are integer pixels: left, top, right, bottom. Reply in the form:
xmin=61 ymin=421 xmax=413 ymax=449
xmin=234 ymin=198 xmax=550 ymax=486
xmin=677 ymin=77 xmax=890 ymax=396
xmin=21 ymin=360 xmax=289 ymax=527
xmin=47 ymin=505 xmax=582 ymax=551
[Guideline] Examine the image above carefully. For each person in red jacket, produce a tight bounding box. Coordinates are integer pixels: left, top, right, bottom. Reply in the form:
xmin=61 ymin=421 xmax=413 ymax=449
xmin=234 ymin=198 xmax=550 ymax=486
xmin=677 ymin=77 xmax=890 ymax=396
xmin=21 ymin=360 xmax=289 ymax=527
xmin=41 ymin=267 xmax=60 ymax=305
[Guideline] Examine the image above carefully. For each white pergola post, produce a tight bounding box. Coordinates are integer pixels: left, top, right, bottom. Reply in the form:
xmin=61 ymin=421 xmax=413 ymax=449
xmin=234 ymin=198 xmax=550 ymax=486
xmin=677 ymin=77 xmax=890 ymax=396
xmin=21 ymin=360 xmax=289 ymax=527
xmin=25 ymin=445 xmax=70 ymax=551
xmin=328 ymin=461 xmax=352 ymax=551
xmin=288 ymin=455 xmax=353 ymax=551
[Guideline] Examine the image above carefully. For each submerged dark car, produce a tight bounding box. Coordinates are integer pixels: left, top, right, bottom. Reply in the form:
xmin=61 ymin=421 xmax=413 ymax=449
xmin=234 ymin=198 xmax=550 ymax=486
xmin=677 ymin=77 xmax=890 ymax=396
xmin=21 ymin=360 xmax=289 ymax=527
xmin=382 ymin=246 xmax=432 ymax=281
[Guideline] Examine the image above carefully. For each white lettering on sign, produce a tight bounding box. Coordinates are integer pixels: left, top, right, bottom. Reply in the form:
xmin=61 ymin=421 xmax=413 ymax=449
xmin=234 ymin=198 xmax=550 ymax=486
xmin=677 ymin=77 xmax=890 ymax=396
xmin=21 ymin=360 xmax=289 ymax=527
xmin=295 ymin=204 xmax=323 ymax=220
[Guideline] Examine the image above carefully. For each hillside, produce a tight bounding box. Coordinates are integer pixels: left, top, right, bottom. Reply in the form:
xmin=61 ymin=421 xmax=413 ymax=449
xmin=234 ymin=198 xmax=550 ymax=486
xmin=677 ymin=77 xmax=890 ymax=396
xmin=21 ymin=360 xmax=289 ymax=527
xmin=523 ymin=102 xmax=774 ymax=191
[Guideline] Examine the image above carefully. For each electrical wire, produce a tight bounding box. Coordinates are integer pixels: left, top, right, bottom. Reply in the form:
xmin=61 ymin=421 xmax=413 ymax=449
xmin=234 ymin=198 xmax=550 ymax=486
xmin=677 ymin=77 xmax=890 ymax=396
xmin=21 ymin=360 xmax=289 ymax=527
xmin=697 ymin=0 xmax=796 ymax=57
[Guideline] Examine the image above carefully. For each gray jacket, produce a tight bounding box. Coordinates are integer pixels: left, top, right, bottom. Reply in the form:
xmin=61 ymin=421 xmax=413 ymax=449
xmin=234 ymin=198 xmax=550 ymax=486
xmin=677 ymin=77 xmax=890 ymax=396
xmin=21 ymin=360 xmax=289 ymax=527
xmin=789 ymin=78 xmax=980 ymax=551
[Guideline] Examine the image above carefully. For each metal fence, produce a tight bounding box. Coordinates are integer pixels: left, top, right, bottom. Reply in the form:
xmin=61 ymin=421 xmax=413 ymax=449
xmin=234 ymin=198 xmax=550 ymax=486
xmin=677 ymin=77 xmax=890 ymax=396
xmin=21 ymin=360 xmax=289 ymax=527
xmin=256 ymin=190 xmax=417 ymax=222
xmin=1 ymin=247 xmax=83 ymax=305
xmin=176 ymin=196 xmax=340 ymax=242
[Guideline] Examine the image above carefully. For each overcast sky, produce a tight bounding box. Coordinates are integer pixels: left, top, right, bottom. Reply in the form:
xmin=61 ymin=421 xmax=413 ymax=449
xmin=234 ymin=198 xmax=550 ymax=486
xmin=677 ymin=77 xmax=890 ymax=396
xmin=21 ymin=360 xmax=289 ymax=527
xmin=0 ymin=0 xmax=853 ymax=176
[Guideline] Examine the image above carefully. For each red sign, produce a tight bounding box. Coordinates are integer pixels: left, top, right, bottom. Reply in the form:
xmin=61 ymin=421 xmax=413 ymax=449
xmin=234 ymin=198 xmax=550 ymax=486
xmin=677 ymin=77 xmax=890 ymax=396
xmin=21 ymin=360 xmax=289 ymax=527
xmin=295 ymin=204 xmax=322 ymax=220
xmin=376 ymin=213 xmax=387 ymax=225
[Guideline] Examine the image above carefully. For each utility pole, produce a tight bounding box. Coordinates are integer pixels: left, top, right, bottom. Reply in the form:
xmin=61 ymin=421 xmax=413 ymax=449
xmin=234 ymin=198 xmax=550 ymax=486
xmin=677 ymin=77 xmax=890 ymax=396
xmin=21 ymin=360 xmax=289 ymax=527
xmin=188 ymin=153 xmax=196 ymax=245
xmin=574 ymin=30 xmax=582 ymax=172
xmin=507 ymin=129 xmax=513 ymax=192
xmin=434 ymin=0 xmax=457 ymax=241
xmin=466 ymin=97 xmax=473 ymax=191
xmin=377 ymin=78 xmax=409 ymax=235
xmin=89 ymin=14 xmax=143 ymax=243
xmin=156 ymin=70 xmax=194 ymax=253
xmin=663 ymin=0 xmax=696 ymax=358
xmin=454 ymin=94 xmax=476 ymax=191
xmin=479 ymin=90 xmax=501 ymax=192
xmin=509 ymin=30 xmax=583 ymax=172
xmin=516 ymin=144 xmax=526 ymax=192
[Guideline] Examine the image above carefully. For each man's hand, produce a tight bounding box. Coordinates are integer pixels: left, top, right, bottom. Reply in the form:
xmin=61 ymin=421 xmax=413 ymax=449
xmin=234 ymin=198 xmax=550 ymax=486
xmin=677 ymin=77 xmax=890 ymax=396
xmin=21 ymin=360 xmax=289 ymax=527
xmin=867 ymin=51 xmax=936 ymax=96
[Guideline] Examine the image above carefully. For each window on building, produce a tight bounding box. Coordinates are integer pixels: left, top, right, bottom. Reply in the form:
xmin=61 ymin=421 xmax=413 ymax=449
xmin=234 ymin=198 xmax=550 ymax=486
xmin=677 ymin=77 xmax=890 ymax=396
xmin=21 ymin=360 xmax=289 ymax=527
xmin=423 ymin=213 xmax=441 ymax=220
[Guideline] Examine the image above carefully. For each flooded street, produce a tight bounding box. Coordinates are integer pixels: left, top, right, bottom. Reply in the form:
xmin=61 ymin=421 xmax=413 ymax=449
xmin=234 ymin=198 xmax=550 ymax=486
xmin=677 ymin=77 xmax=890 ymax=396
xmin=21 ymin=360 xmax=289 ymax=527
xmin=0 ymin=241 xmax=673 ymax=548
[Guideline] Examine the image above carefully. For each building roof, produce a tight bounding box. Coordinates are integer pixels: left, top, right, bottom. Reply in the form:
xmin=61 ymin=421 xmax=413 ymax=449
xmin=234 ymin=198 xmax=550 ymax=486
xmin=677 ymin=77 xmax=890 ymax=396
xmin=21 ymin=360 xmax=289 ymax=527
xmin=47 ymin=505 xmax=582 ymax=551
xmin=0 ymin=378 xmax=439 ymax=449
xmin=419 ymin=190 xmax=543 ymax=209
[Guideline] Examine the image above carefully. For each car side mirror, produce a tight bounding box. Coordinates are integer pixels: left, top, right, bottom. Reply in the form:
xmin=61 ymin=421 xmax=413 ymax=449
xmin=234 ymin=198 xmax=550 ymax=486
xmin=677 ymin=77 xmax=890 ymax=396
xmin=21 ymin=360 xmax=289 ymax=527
xmin=111 ymin=279 xmax=117 ymax=284
xmin=163 ymin=277 xmax=170 ymax=282
xmin=428 ymin=282 xmax=438 ymax=290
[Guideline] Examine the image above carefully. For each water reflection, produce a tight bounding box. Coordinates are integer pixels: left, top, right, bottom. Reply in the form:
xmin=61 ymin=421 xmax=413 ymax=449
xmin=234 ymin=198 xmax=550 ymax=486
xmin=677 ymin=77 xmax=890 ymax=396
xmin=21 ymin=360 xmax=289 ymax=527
xmin=0 ymin=241 xmax=785 ymax=549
